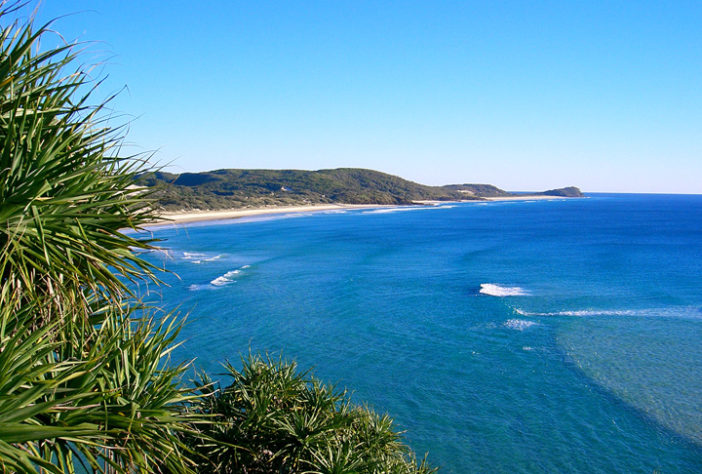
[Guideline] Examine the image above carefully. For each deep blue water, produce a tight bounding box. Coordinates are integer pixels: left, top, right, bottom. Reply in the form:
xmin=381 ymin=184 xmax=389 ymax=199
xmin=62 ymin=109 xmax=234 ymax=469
xmin=141 ymin=194 xmax=702 ymax=473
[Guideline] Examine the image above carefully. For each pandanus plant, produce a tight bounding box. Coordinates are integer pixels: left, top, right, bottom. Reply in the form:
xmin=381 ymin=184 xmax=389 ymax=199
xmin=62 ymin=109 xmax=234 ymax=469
xmin=186 ymin=354 xmax=436 ymax=474
xmin=0 ymin=3 xmax=203 ymax=472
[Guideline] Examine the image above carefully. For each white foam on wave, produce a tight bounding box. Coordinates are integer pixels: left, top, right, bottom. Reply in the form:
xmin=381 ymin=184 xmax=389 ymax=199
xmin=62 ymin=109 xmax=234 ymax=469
xmin=363 ymin=207 xmax=424 ymax=214
xmin=317 ymin=209 xmax=348 ymax=215
xmin=363 ymin=205 xmax=455 ymax=215
xmin=514 ymin=306 xmax=702 ymax=319
xmin=208 ymin=264 xmax=252 ymax=286
xmin=181 ymin=251 xmax=224 ymax=264
xmin=504 ymin=319 xmax=538 ymax=331
xmin=183 ymin=251 xmax=204 ymax=260
xmin=479 ymin=283 xmax=529 ymax=297
xmin=210 ymin=269 xmax=241 ymax=286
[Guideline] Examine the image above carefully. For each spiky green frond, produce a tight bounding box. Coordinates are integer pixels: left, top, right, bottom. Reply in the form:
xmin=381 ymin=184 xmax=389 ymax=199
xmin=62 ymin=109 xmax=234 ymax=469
xmin=0 ymin=5 xmax=159 ymax=322
xmin=185 ymin=354 xmax=437 ymax=474
xmin=0 ymin=299 xmax=200 ymax=473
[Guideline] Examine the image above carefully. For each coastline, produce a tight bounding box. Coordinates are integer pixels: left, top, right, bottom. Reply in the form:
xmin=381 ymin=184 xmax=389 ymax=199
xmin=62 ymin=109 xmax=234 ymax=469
xmin=414 ymin=195 xmax=577 ymax=205
xmin=148 ymin=196 xmax=582 ymax=227
xmin=149 ymin=204 xmax=395 ymax=226
xmin=483 ymin=195 xmax=574 ymax=201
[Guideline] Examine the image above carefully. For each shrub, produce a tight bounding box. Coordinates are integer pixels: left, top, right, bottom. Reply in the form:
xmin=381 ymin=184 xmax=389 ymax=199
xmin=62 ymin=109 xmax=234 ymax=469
xmin=0 ymin=4 xmax=200 ymax=472
xmin=186 ymin=354 xmax=436 ymax=474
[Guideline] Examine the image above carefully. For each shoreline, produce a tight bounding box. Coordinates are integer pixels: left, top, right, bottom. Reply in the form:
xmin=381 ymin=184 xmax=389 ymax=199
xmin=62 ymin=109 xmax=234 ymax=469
xmin=149 ymin=204 xmax=396 ymax=226
xmin=414 ymin=195 xmax=577 ymax=205
xmin=483 ymin=195 xmax=575 ymax=201
xmin=147 ymin=196 xmax=580 ymax=228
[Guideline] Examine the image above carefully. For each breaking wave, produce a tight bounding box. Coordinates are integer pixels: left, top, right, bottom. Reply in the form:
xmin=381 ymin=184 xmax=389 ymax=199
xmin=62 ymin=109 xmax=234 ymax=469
xmin=363 ymin=205 xmax=455 ymax=215
xmin=363 ymin=207 xmax=425 ymax=214
xmin=189 ymin=265 xmax=252 ymax=290
xmin=210 ymin=264 xmax=251 ymax=286
xmin=479 ymin=283 xmax=529 ymax=297
xmin=514 ymin=306 xmax=702 ymax=319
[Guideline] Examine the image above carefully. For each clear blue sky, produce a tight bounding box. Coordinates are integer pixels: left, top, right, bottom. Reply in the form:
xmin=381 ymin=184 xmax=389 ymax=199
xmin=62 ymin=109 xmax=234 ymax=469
xmin=20 ymin=1 xmax=702 ymax=192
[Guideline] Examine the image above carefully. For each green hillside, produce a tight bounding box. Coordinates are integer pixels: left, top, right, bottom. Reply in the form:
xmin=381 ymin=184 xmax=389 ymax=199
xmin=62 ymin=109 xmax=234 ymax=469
xmin=138 ymin=168 xmax=472 ymax=210
xmin=137 ymin=168 xmax=583 ymax=211
xmin=439 ymin=183 xmax=512 ymax=197
xmin=538 ymin=186 xmax=584 ymax=197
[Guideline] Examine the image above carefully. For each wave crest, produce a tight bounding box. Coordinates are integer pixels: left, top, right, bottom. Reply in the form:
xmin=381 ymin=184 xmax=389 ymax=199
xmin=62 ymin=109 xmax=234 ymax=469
xmin=207 ymin=265 xmax=252 ymax=287
xmin=210 ymin=269 xmax=241 ymax=286
xmin=480 ymin=283 xmax=528 ymax=297
xmin=514 ymin=306 xmax=702 ymax=319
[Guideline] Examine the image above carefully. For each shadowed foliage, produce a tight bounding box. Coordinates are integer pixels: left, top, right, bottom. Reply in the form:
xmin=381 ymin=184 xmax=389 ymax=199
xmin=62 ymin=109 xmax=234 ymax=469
xmin=185 ymin=354 xmax=437 ymax=474
xmin=0 ymin=4 xmax=201 ymax=472
xmin=0 ymin=3 xmax=160 ymax=330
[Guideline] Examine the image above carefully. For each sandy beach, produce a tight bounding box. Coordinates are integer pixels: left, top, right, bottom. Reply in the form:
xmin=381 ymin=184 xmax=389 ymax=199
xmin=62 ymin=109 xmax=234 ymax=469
xmin=150 ymin=196 xmax=580 ymax=227
xmin=151 ymin=204 xmax=395 ymax=226
xmin=149 ymin=195 xmax=583 ymax=227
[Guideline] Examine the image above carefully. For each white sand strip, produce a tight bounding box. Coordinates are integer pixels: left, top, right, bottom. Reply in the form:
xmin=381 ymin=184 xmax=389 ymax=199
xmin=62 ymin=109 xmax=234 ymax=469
xmin=151 ymin=204 xmax=394 ymax=225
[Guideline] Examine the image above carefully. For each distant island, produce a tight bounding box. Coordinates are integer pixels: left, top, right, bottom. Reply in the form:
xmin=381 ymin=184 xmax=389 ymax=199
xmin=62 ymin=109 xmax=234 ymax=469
xmin=137 ymin=168 xmax=583 ymax=212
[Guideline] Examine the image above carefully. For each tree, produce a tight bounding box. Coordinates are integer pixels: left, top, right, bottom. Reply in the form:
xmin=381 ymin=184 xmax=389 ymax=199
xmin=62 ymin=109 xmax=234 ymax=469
xmin=0 ymin=3 xmax=200 ymax=471
xmin=185 ymin=354 xmax=436 ymax=474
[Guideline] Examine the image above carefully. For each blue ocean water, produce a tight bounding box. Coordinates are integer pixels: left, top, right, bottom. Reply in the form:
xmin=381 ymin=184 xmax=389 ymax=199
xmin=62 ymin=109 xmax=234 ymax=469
xmin=141 ymin=194 xmax=702 ymax=473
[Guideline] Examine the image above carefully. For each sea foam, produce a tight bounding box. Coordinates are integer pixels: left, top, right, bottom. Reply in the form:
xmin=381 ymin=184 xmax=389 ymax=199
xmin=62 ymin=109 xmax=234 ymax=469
xmin=363 ymin=207 xmax=424 ymax=214
xmin=504 ymin=319 xmax=538 ymax=331
xmin=210 ymin=270 xmax=240 ymax=286
xmin=209 ymin=265 xmax=251 ymax=287
xmin=516 ymin=309 xmax=639 ymax=317
xmin=181 ymin=251 xmax=223 ymax=264
xmin=480 ymin=283 xmax=528 ymax=297
xmin=514 ymin=306 xmax=702 ymax=319
xmin=363 ymin=205 xmax=455 ymax=215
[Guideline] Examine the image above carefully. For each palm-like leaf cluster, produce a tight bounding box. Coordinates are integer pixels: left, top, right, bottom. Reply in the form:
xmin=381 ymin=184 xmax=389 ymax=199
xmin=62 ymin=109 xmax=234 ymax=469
xmin=0 ymin=300 xmax=199 ymax=473
xmin=0 ymin=3 xmax=158 ymax=325
xmin=187 ymin=354 xmax=437 ymax=474
xmin=0 ymin=4 xmax=200 ymax=472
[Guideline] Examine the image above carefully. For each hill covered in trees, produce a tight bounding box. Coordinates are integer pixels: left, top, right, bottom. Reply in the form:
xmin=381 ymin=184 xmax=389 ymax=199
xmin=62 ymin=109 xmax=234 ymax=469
xmin=137 ymin=168 xmax=583 ymax=211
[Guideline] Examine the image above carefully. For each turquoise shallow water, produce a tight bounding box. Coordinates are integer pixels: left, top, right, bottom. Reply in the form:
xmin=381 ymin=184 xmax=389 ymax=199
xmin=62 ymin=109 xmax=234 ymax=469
xmin=141 ymin=194 xmax=702 ymax=472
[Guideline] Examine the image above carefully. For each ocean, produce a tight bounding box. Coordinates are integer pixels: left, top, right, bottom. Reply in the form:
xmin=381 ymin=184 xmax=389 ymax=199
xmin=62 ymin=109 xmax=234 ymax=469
xmin=141 ymin=194 xmax=702 ymax=473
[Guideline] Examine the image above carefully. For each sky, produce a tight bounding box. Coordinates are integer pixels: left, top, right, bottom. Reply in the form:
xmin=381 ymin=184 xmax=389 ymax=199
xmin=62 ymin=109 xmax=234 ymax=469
xmin=14 ymin=1 xmax=702 ymax=193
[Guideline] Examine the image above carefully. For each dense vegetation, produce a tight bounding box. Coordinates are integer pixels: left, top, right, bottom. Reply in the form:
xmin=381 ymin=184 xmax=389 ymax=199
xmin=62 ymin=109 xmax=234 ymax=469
xmin=536 ymin=186 xmax=584 ymax=197
xmin=138 ymin=168 xmax=583 ymax=211
xmin=0 ymin=4 xmax=435 ymax=472
xmin=440 ymin=183 xmax=512 ymax=198
xmin=137 ymin=168 xmax=472 ymax=210
xmin=186 ymin=355 xmax=434 ymax=473
xmin=0 ymin=5 xmax=198 ymax=471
